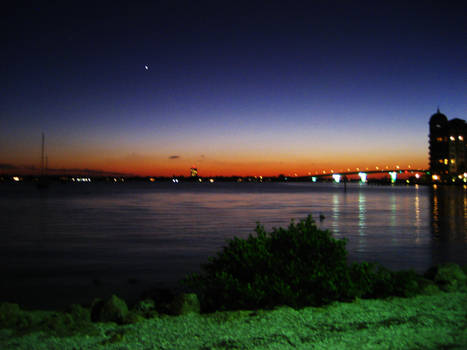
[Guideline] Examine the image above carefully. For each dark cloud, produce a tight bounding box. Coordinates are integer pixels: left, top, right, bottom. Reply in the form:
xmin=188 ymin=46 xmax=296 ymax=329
xmin=48 ymin=167 xmax=130 ymax=176
xmin=0 ymin=164 xmax=37 ymax=170
xmin=169 ymin=155 xmax=180 ymax=160
xmin=0 ymin=163 xmax=16 ymax=170
xmin=0 ymin=163 xmax=130 ymax=176
xmin=24 ymin=165 xmax=37 ymax=170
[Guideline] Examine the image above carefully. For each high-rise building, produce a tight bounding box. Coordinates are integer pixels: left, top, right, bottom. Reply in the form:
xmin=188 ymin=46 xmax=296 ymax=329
xmin=190 ymin=167 xmax=198 ymax=177
xmin=429 ymin=109 xmax=466 ymax=178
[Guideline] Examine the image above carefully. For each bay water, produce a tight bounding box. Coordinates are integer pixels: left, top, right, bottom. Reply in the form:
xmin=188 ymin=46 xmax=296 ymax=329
xmin=0 ymin=182 xmax=465 ymax=309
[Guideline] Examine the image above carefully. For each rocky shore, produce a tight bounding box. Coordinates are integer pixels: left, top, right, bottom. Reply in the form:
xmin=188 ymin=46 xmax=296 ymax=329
xmin=0 ymin=291 xmax=466 ymax=350
xmin=1 ymin=263 xmax=466 ymax=349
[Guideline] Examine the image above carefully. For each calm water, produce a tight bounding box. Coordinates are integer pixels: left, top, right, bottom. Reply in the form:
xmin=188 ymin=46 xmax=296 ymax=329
xmin=1 ymin=182 xmax=466 ymax=309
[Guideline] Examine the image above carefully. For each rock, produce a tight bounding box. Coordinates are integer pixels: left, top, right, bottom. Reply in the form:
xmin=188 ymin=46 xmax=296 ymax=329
xmin=101 ymin=329 xmax=125 ymax=344
xmin=132 ymin=299 xmax=157 ymax=318
xmin=0 ymin=302 xmax=21 ymax=328
xmin=134 ymin=299 xmax=156 ymax=313
xmin=90 ymin=298 xmax=104 ymax=322
xmin=124 ymin=311 xmax=145 ymax=324
xmin=44 ymin=312 xmax=74 ymax=333
xmin=417 ymin=278 xmax=440 ymax=295
xmin=425 ymin=263 xmax=467 ymax=292
xmin=67 ymin=304 xmax=91 ymax=323
xmin=91 ymin=295 xmax=128 ymax=324
xmin=421 ymin=284 xmax=440 ymax=295
xmin=170 ymin=293 xmax=200 ymax=315
xmin=141 ymin=287 xmax=176 ymax=314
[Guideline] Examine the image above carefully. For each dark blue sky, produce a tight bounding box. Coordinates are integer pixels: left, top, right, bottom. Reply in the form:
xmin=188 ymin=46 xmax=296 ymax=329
xmin=2 ymin=1 xmax=466 ymax=176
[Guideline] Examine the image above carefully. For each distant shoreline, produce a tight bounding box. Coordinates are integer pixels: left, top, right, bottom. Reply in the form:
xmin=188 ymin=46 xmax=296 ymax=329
xmin=0 ymin=173 xmax=435 ymax=186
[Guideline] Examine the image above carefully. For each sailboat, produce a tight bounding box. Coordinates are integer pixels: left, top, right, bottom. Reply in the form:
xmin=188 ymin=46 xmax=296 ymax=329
xmin=36 ymin=132 xmax=49 ymax=189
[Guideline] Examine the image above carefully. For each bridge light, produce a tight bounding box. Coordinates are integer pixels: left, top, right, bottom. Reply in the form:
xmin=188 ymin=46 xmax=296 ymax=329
xmin=358 ymin=172 xmax=367 ymax=183
xmin=415 ymin=173 xmax=420 ymax=179
xmin=332 ymin=174 xmax=341 ymax=183
xmin=389 ymin=171 xmax=397 ymax=183
xmin=432 ymin=174 xmax=439 ymax=181
xmin=312 ymin=177 xmax=317 ymax=182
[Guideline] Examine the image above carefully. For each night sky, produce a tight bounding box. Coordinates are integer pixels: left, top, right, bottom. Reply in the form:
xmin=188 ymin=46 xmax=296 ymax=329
xmin=2 ymin=1 xmax=466 ymax=177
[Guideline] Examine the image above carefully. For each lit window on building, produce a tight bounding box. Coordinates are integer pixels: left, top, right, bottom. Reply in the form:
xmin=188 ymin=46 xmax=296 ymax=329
xmin=450 ymin=159 xmax=456 ymax=164
xmin=436 ymin=137 xmax=443 ymax=142
xmin=450 ymin=136 xmax=455 ymax=141
xmin=438 ymin=159 xmax=444 ymax=164
xmin=459 ymin=135 xmax=464 ymax=141
xmin=444 ymin=159 xmax=448 ymax=165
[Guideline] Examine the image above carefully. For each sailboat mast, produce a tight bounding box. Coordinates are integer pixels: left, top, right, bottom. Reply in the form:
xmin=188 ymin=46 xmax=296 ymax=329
xmin=41 ymin=132 xmax=45 ymax=176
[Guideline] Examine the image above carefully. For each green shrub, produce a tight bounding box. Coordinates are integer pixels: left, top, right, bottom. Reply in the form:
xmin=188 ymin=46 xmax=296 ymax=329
xmin=348 ymin=262 xmax=377 ymax=298
xmin=184 ymin=215 xmax=352 ymax=312
xmin=392 ymin=270 xmax=421 ymax=297
xmin=425 ymin=263 xmax=467 ymax=292
xmin=348 ymin=262 xmax=399 ymax=299
xmin=349 ymin=262 xmax=427 ymax=299
xmin=0 ymin=302 xmax=21 ymax=329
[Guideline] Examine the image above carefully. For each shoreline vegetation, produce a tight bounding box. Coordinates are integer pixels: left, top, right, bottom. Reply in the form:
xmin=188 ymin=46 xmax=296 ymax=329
xmin=1 ymin=216 xmax=466 ymax=349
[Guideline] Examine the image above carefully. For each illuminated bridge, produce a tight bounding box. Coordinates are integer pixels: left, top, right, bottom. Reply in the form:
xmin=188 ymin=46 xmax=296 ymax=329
xmin=307 ymin=168 xmax=429 ymax=184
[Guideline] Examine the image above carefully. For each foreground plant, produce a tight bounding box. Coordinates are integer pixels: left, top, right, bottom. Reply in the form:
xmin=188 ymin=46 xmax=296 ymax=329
xmin=184 ymin=215 xmax=352 ymax=312
xmin=183 ymin=215 xmax=467 ymax=313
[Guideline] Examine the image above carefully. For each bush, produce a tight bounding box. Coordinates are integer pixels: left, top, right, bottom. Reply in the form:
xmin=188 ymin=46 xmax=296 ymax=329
xmin=348 ymin=262 xmax=398 ymax=298
xmin=0 ymin=302 xmax=21 ymax=329
xmin=392 ymin=270 xmax=422 ymax=297
xmin=348 ymin=262 xmax=377 ymax=298
xmin=184 ymin=215 xmax=352 ymax=312
xmin=349 ymin=262 xmax=428 ymax=299
xmin=424 ymin=263 xmax=467 ymax=292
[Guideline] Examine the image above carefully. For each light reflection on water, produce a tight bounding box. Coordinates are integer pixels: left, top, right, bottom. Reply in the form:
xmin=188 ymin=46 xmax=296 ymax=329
xmin=0 ymin=182 xmax=465 ymax=309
